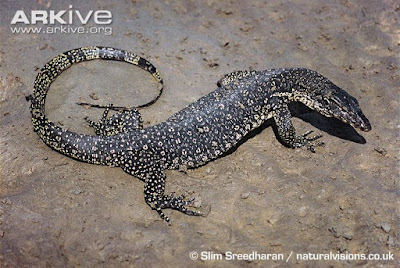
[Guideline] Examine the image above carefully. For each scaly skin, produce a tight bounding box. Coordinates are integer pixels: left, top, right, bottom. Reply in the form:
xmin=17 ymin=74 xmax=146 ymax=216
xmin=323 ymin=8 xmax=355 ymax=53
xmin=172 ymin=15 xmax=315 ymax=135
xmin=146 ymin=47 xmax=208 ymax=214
xmin=27 ymin=47 xmax=371 ymax=222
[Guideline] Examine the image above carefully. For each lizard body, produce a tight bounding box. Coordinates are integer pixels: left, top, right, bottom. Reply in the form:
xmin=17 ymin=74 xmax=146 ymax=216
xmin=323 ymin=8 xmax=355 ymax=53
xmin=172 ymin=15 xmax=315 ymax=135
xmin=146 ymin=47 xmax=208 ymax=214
xmin=28 ymin=47 xmax=371 ymax=222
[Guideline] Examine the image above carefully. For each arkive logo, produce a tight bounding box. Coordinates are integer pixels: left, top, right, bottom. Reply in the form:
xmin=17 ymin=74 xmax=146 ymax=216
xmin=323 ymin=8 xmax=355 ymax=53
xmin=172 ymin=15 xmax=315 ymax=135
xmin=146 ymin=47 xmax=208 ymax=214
xmin=10 ymin=5 xmax=112 ymax=25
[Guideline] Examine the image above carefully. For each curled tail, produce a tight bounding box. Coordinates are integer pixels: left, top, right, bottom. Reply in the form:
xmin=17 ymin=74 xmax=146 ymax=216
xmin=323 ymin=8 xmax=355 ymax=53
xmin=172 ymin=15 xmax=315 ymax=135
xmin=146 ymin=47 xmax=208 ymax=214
xmin=28 ymin=46 xmax=162 ymax=165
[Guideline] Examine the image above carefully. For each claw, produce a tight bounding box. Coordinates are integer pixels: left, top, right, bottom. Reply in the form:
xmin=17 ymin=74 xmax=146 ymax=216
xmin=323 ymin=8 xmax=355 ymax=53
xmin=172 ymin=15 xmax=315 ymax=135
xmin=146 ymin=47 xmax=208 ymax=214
xmin=306 ymin=133 xmax=323 ymax=142
xmin=180 ymin=207 xmax=203 ymax=216
xmin=316 ymin=141 xmax=325 ymax=147
xmin=306 ymin=138 xmax=325 ymax=153
xmin=294 ymin=131 xmax=324 ymax=152
xmin=155 ymin=193 xmax=202 ymax=221
xmin=156 ymin=208 xmax=170 ymax=223
xmin=308 ymin=145 xmax=316 ymax=153
xmin=184 ymin=197 xmax=196 ymax=206
xmin=84 ymin=116 xmax=96 ymax=127
xmin=302 ymin=130 xmax=314 ymax=137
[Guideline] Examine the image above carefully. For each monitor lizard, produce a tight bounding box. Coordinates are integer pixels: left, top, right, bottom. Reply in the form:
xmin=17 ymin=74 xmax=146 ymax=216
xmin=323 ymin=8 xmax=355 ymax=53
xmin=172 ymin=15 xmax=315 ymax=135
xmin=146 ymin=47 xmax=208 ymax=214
xmin=27 ymin=46 xmax=371 ymax=222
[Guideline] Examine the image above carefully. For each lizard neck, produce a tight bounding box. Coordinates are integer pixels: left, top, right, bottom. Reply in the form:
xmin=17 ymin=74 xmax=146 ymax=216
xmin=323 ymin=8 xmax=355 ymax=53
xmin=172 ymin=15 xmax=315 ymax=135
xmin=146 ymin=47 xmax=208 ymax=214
xmin=268 ymin=68 xmax=343 ymax=112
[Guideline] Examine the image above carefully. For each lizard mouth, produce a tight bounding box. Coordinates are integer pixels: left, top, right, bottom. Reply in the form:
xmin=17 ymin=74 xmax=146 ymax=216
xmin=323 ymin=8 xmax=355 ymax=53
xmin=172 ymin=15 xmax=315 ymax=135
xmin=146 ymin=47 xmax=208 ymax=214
xmin=349 ymin=116 xmax=371 ymax=131
xmin=351 ymin=112 xmax=371 ymax=131
xmin=323 ymin=93 xmax=372 ymax=132
xmin=333 ymin=109 xmax=371 ymax=132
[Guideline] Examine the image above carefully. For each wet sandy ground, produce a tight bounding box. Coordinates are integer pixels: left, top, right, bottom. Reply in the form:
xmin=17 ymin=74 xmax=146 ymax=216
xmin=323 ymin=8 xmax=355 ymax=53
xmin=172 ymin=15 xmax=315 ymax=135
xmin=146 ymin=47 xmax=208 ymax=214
xmin=0 ymin=0 xmax=399 ymax=267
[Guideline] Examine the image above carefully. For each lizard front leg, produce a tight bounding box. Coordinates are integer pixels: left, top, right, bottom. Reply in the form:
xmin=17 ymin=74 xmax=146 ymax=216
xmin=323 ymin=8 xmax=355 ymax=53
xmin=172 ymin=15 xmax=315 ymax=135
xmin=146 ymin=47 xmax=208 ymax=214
xmin=143 ymin=171 xmax=202 ymax=222
xmin=272 ymin=103 xmax=324 ymax=152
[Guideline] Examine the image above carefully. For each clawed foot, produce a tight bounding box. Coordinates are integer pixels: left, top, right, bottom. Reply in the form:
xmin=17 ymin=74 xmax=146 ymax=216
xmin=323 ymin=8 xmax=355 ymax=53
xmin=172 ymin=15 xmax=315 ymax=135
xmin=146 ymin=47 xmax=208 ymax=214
xmin=83 ymin=103 xmax=113 ymax=136
xmin=295 ymin=130 xmax=325 ymax=153
xmin=151 ymin=193 xmax=203 ymax=223
xmin=83 ymin=103 xmax=143 ymax=136
xmin=84 ymin=115 xmax=106 ymax=134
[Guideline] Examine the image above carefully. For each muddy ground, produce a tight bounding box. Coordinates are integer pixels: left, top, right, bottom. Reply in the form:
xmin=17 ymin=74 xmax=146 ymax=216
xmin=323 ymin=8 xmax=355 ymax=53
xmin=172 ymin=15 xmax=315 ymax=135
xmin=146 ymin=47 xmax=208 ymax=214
xmin=0 ymin=0 xmax=399 ymax=267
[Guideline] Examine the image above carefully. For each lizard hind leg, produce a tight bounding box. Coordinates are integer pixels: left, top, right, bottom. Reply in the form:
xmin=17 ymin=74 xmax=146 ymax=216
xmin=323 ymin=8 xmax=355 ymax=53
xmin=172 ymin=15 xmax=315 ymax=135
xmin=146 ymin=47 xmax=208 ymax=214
xmin=143 ymin=171 xmax=202 ymax=223
xmin=84 ymin=103 xmax=143 ymax=136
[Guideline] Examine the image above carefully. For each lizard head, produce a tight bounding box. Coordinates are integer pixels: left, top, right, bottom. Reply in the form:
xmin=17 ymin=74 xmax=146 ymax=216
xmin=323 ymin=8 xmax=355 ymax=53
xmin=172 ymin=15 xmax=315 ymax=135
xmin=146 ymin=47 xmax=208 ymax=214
xmin=292 ymin=70 xmax=371 ymax=132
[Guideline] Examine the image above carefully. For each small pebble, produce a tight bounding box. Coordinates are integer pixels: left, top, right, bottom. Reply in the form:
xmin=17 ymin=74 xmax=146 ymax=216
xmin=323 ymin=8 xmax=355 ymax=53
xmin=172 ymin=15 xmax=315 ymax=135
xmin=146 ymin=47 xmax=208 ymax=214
xmin=374 ymin=147 xmax=387 ymax=156
xmin=381 ymin=222 xmax=391 ymax=233
xmin=241 ymin=192 xmax=250 ymax=199
xmin=387 ymin=235 xmax=394 ymax=246
xmin=89 ymin=92 xmax=99 ymax=100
